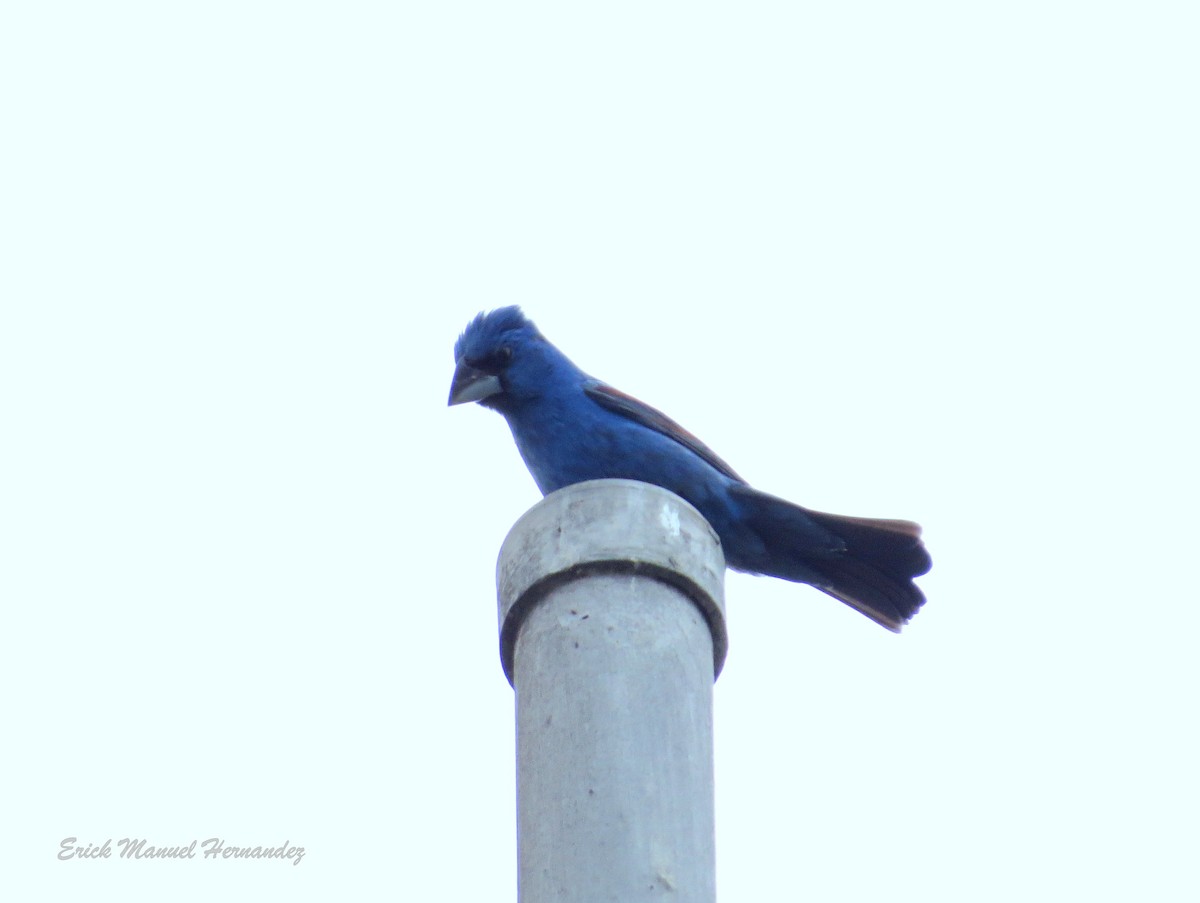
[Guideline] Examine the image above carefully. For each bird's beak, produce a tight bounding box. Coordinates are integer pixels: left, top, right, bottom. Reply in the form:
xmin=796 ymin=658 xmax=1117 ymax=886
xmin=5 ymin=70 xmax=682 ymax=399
xmin=448 ymin=360 xmax=503 ymax=406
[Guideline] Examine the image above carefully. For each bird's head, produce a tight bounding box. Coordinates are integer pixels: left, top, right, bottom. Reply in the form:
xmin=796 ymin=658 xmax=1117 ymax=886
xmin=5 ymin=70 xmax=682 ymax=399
xmin=448 ymin=306 xmax=551 ymax=412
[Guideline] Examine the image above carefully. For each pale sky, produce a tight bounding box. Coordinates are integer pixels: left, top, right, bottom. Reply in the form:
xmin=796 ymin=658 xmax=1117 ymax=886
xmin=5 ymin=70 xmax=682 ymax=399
xmin=4 ymin=3 xmax=1198 ymax=901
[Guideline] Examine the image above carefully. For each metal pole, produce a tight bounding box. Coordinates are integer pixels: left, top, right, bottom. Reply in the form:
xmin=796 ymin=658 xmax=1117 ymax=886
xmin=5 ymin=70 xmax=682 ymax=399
xmin=497 ymin=479 xmax=727 ymax=903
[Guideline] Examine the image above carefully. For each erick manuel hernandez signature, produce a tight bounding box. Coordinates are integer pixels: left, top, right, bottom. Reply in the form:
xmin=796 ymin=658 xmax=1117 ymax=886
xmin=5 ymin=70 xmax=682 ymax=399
xmin=58 ymin=837 xmax=306 ymax=865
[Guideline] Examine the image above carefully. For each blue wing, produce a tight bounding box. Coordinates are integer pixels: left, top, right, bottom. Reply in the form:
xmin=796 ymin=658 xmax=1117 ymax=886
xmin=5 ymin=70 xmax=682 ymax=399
xmin=584 ymin=381 xmax=746 ymax=483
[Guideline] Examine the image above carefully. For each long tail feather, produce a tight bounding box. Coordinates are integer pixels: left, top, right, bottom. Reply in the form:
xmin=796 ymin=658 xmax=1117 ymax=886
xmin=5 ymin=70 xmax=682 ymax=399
xmin=730 ymin=486 xmax=931 ymax=631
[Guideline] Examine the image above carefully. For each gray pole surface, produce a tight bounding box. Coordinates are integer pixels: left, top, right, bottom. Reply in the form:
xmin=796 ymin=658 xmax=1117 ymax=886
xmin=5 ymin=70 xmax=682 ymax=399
xmin=497 ymin=479 xmax=727 ymax=903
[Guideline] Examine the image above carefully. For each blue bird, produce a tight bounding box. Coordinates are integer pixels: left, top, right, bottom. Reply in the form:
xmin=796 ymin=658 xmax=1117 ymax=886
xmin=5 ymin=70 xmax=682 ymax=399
xmin=449 ymin=307 xmax=931 ymax=631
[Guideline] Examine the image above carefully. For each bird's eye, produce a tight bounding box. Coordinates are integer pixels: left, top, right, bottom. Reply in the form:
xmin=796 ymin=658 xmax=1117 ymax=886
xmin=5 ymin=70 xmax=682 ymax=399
xmin=471 ymin=346 xmax=513 ymax=374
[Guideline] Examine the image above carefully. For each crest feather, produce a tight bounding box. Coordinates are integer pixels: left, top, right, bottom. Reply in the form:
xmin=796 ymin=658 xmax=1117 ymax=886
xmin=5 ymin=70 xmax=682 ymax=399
xmin=454 ymin=306 xmax=542 ymax=362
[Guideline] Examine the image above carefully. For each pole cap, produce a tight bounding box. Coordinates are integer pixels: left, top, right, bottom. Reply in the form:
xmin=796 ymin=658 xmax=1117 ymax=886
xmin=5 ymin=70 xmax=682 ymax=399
xmin=496 ymin=479 xmax=728 ymax=686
